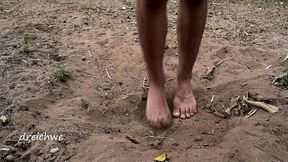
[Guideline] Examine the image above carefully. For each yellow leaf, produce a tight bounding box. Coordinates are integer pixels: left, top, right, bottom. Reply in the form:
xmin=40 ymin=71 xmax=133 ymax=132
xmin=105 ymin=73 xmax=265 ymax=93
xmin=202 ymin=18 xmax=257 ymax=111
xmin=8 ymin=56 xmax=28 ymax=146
xmin=243 ymin=99 xmax=279 ymax=113
xmin=154 ymin=152 xmax=168 ymax=162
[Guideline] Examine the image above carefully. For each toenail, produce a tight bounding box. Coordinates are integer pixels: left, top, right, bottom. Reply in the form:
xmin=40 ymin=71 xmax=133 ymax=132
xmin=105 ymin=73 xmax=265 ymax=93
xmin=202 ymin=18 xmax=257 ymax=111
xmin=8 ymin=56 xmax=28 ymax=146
xmin=173 ymin=112 xmax=180 ymax=116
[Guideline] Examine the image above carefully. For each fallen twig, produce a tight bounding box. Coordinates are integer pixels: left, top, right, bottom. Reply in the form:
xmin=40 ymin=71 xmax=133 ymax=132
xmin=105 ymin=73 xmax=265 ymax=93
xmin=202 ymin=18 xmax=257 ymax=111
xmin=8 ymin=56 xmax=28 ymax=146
xmin=210 ymin=95 xmax=215 ymax=103
xmin=21 ymin=58 xmax=28 ymax=64
xmin=105 ymin=68 xmax=112 ymax=79
xmin=88 ymin=50 xmax=92 ymax=57
xmin=245 ymin=108 xmax=258 ymax=118
xmin=201 ymin=60 xmax=223 ymax=80
xmin=125 ymin=135 xmax=140 ymax=144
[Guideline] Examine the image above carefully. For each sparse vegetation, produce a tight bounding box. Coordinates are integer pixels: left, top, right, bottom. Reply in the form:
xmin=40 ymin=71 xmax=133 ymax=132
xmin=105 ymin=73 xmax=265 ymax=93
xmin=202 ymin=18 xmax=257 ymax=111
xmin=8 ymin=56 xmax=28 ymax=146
xmin=279 ymin=71 xmax=288 ymax=87
xmin=81 ymin=98 xmax=97 ymax=112
xmin=54 ymin=68 xmax=72 ymax=83
xmin=120 ymin=0 xmax=135 ymax=10
xmin=20 ymin=34 xmax=31 ymax=53
xmin=248 ymin=0 xmax=288 ymax=7
xmin=79 ymin=1 xmax=106 ymax=14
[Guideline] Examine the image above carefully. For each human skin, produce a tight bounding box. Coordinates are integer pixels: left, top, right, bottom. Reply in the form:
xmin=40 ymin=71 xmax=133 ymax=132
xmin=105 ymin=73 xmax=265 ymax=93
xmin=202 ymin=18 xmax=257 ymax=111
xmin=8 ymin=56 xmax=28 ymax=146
xmin=136 ymin=0 xmax=207 ymax=128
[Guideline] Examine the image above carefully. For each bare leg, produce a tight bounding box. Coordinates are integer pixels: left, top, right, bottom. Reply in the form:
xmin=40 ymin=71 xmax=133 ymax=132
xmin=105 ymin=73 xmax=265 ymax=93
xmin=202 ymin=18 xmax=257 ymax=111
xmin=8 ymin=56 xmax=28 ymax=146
xmin=137 ymin=0 xmax=172 ymax=128
xmin=173 ymin=0 xmax=207 ymax=119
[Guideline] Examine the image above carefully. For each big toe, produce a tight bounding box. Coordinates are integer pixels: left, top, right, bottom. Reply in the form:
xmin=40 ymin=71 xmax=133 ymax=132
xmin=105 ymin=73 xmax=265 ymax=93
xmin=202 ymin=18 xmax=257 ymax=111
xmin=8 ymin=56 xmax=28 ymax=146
xmin=173 ymin=107 xmax=180 ymax=117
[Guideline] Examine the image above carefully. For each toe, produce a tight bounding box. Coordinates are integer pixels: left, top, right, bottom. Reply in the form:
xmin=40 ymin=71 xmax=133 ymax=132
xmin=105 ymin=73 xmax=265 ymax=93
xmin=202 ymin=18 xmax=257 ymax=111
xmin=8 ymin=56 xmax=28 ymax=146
xmin=180 ymin=108 xmax=186 ymax=119
xmin=192 ymin=105 xmax=197 ymax=114
xmin=185 ymin=108 xmax=191 ymax=118
xmin=189 ymin=106 xmax=195 ymax=116
xmin=192 ymin=99 xmax=197 ymax=114
xmin=173 ymin=107 xmax=180 ymax=117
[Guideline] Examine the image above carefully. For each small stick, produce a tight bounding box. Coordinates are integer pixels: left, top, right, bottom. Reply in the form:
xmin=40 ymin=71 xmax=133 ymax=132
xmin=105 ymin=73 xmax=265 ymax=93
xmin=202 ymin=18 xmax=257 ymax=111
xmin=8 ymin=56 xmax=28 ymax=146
xmin=124 ymin=25 xmax=129 ymax=30
xmin=245 ymin=108 xmax=258 ymax=118
xmin=212 ymin=111 xmax=226 ymax=119
xmin=21 ymin=58 xmax=28 ymax=64
xmin=105 ymin=68 xmax=112 ymax=79
xmin=88 ymin=50 xmax=92 ymax=57
xmin=211 ymin=95 xmax=215 ymax=103
xmin=125 ymin=135 xmax=140 ymax=144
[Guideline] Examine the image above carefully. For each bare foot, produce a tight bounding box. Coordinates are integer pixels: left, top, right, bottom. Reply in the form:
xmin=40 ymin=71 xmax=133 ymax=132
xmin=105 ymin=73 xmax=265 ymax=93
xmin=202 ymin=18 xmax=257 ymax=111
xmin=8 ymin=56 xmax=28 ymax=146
xmin=173 ymin=80 xmax=197 ymax=119
xmin=146 ymin=84 xmax=172 ymax=128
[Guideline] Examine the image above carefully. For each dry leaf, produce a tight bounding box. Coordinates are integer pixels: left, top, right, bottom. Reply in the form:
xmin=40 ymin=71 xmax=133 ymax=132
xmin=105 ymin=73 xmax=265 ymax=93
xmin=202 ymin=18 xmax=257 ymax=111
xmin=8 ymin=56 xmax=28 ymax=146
xmin=154 ymin=152 xmax=169 ymax=162
xmin=243 ymin=99 xmax=279 ymax=113
xmin=225 ymin=96 xmax=240 ymax=115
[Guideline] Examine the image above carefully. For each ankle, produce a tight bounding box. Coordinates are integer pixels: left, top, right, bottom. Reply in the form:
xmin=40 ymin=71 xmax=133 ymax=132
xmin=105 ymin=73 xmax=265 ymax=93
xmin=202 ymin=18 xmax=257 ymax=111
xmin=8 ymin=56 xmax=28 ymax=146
xmin=177 ymin=72 xmax=192 ymax=83
xmin=177 ymin=78 xmax=191 ymax=87
xmin=149 ymin=81 xmax=165 ymax=92
xmin=176 ymin=79 xmax=192 ymax=96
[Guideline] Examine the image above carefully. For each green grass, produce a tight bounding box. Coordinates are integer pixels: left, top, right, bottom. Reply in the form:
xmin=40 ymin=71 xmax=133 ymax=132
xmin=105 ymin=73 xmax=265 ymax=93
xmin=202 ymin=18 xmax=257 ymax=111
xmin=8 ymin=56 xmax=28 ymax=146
xmin=54 ymin=68 xmax=72 ymax=83
xmin=20 ymin=34 xmax=32 ymax=53
xmin=248 ymin=0 xmax=288 ymax=7
xmin=280 ymin=71 xmax=288 ymax=87
xmin=119 ymin=0 xmax=135 ymax=10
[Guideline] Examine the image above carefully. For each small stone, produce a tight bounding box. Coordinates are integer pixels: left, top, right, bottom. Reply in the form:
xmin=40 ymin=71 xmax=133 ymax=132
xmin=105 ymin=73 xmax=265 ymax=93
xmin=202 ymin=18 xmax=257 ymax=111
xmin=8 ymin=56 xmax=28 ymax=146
xmin=205 ymin=104 xmax=212 ymax=110
xmin=0 ymin=115 xmax=8 ymax=125
xmin=50 ymin=147 xmax=60 ymax=154
xmin=233 ymin=110 xmax=240 ymax=116
xmin=194 ymin=136 xmax=203 ymax=141
xmin=5 ymin=154 xmax=15 ymax=161
xmin=31 ymin=59 xmax=40 ymax=65
xmin=81 ymin=56 xmax=86 ymax=61
xmin=103 ymin=87 xmax=111 ymax=91
xmin=229 ymin=153 xmax=235 ymax=158
xmin=172 ymin=143 xmax=179 ymax=147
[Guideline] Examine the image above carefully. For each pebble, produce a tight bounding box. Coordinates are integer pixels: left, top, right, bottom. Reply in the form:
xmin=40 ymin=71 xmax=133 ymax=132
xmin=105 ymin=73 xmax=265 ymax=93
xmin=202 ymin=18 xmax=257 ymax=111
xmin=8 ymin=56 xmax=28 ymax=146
xmin=205 ymin=104 xmax=212 ymax=110
xmin=194 ymin=136 xmax=204 ymax=142
xmin=0 ymin=115 xmax=8 ymax=125
xmin=5 ymin=154 xmax=15 ymax=161
xmin=50 ymin=147 xmax=60 ymax=154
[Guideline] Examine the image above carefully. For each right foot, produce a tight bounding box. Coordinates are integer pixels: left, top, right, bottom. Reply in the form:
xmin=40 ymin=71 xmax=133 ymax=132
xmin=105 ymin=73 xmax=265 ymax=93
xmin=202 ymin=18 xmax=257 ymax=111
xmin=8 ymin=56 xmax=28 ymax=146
xmin=173 ymin=80 xmax=197 ymax=119
xmin=146 ymin=84 xmax=172 ymax=128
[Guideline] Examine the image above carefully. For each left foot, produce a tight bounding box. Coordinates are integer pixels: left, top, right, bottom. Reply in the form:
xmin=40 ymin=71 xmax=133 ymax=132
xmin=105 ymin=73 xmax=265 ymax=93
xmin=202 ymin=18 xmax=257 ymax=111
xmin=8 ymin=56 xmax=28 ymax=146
xmin=173 ymin=80 xmax=197 ymax=119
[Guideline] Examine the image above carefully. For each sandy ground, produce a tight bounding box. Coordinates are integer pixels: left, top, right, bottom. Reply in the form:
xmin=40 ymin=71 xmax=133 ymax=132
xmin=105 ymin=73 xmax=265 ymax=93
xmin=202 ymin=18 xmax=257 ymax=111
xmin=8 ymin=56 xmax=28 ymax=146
xmin=0 ymin=0 xmax=288 ymax=161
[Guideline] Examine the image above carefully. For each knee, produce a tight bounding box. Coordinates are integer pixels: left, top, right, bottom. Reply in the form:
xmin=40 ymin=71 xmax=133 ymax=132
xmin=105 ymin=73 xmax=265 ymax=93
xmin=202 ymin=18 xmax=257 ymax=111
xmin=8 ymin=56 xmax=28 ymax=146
xmin=139 ymin=0 xmax=167 ymax=11
xmin=184 ymin=0 xmax=206 ymax=6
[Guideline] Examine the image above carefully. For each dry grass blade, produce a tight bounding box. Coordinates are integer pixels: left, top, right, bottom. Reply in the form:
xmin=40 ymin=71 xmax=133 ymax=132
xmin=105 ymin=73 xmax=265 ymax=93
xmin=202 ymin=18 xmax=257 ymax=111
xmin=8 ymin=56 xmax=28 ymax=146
xmin=245 ymin=108 xmax=258 ymax=118
xmin=142 ymin=74 xmax=149 ymax=92
xmin=266 ymin=54 xmax=288 ymax=69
